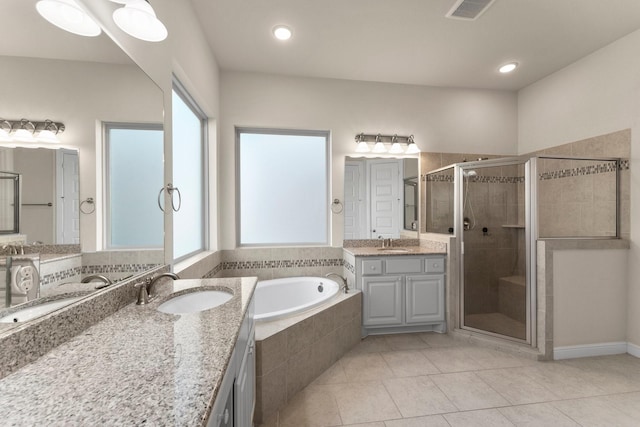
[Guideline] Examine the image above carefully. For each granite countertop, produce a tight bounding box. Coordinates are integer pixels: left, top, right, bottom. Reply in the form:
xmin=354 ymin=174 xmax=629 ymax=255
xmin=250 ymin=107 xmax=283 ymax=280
xmin=343 ymin=246 xmax=447 ymax=257
xmin=0 ymin=276 xmax=257 ymax=426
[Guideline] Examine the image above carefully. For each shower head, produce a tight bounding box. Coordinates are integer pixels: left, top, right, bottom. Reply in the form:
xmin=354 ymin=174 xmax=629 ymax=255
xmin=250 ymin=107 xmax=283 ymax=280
xmin=464 ymin=170 xmax=477 ymax=177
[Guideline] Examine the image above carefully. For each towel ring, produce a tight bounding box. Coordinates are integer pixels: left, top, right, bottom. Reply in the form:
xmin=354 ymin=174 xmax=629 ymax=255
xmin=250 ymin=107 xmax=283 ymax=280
xmin=331 ymin=198 xmax=343 ymax=214
xmin=80 ymin=197 xmax=95 ymax=214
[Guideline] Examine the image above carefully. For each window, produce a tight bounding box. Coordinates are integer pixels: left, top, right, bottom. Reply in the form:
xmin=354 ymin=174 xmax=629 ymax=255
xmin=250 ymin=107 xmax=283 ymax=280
xmin=172 ymin=81 xmax=207 ymax=260
xmin=237 ymin=128 xmax=329 ymax=246
xmin=105 ymin=123 xmax=164 ymax=248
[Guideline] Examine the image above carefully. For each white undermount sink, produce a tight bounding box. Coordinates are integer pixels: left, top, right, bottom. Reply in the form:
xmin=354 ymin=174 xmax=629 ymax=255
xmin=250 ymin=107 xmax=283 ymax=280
xmin=378 ymin=247 xmax=411 ymax=253
xmin=157 ymin=290 xmax=233 ymax=314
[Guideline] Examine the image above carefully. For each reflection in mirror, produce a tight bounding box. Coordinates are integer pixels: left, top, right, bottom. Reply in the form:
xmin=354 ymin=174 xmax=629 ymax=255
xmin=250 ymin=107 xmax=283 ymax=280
xmin=0 ymin=171 xmax=20 ymax=234
xmin=0 ymin=0 xmax=164 ymax=331
xmin=424 ymin=166 xmax=455 ymax=234
xmin=344 ymin=157 xmax=419 ymax=240
xmin=0 ymin=148 xmax=79 ymax=244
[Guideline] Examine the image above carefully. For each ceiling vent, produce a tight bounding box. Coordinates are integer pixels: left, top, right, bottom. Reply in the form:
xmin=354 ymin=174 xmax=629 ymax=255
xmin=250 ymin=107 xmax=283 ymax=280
xmin=446 ymin=0 xmax=497 ymax=21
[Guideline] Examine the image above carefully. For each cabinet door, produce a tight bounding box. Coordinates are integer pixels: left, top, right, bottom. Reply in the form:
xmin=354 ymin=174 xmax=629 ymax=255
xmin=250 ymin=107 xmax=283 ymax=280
xmin=405 ymin=275 xmax=445 ymax=324
xmin=234 ymin=332 xmax=255 ymax=427
xmin=363 ymin=276 xmax=403 ymax=326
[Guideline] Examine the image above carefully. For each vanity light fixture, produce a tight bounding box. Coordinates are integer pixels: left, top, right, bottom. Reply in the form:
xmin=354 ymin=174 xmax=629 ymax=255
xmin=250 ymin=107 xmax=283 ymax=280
xmin=12 ymin=120 xmax=37 ymax=143
xmin=272 ymin=25 xmax=292 ymax=41
xmin=499 ymin=61 xmax=518 ymax=74
xmin=354 ymin=133 xmax=370 ymax=153
xmin=0 ymin=119 xmax=66 ymax=144
xmin=36 ymin=0 xmax=102 ymax=37
xmin=353 ymin=133 xmax=419 ymax=154
xmin=111 ymin=0 xmax=168 ymax=42
xmin=0 ymin=121 xmax=12 ymax=142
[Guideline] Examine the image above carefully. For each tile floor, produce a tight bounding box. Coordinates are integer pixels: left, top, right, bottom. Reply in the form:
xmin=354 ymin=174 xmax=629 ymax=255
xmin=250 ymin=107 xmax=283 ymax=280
xmin=258 ymin=332 xmax=640 ymax=427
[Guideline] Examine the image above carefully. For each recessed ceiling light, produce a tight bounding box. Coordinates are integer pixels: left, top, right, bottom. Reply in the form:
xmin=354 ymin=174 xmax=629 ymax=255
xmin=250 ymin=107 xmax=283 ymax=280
xmin=272 ymin=25 xmax=292 ymax=41
xmin=499 ymin=62 xmax=518 ymax=74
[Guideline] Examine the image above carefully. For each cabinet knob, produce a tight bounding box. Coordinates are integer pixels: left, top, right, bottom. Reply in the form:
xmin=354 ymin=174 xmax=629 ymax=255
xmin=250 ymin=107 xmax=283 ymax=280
xmin=434 ymin=263 xmax=439 ymax=268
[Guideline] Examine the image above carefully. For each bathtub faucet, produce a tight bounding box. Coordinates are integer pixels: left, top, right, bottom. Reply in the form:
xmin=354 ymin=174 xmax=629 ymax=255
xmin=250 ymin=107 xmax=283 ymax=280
xmin=325 ymin=273 xmax=349 ymax=293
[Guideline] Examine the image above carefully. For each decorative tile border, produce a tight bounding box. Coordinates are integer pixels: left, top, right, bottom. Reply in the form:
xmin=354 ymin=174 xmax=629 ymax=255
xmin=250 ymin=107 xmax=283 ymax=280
xmin=81 ymin=264 xmax=161 ymax=275
xmin=343 ymin=259 xmax=355 ymax=274
xmin=41 ymin=267 xmax=82 ymax=286
xmin=539 ymin=159 xmax=629 ymax=180
xmin=204 ymin=263 xmax=223 ymax=278
xmin=221 ymin=259 xmax=343 ymax=270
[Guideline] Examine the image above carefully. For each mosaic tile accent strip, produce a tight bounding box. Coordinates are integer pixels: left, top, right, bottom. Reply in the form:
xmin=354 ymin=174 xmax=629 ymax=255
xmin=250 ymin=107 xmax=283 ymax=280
xmin=204 ymin=263 xmax=223 ymax=278
xmin=343 ymin=259 xmax=355 ymax=274
xmin=423 ymin=174 xmax=524 ymax=183
xmin=222 ymin=259 xmax=344 ymax=270
xmin=41 ymin=267 xmax=82 ymax=286
xmin=539 ymin=159 xmax=630 ymax=180
xmin=82 ymin=264 xmax=161 ymax=275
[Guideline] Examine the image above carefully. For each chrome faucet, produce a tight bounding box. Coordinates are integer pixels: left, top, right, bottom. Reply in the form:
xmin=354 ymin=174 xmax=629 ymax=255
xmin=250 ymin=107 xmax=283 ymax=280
xmin=381 ymin=238 xmax=393 ymax=248
xmin=136 ymin=272 xmax=180 ymax=305
xmin=81 ymin=274 xmax=113 ymax=289
xmin=325 ymin=273 xmax=349 ymax=293
xmin=2 ymin=244 xmax=23 ymax=255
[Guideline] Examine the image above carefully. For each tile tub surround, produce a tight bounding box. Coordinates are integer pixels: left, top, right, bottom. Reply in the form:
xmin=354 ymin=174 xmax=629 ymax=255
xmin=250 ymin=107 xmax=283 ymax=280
xmin=255 ymin=290 xmax=362 ymax=424
xmin=0 ymin=276 xmax=257 ymax=425
xmin=0 ymin=265 xmax=168 ymax=379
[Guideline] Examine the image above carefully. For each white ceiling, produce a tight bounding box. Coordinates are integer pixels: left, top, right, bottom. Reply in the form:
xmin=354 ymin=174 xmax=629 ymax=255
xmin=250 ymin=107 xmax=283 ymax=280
xmin=192 ymin=0 xmax=640 ymax=90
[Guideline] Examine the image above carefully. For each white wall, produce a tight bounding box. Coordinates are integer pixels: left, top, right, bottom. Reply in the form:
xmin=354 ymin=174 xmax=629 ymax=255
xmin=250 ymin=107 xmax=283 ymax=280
xmin=518 ymin=29 xmax=640 ymax=349
xmin=0 ymin=56 xmax=162 ymax=251
xmin=220 ymin=71 xmax=518 ymax=248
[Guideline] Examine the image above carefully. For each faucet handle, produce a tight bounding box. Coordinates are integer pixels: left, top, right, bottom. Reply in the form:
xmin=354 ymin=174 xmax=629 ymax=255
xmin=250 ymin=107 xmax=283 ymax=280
xmin=135 ymin=282 xmax=150 ymax=305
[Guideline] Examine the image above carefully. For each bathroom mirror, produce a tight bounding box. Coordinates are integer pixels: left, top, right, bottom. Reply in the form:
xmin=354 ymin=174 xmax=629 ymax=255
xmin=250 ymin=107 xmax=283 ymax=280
xmin=344 ymin=157 xmax=419 ymax=240
xmin=0 ymin=0 xmax=164 ymax=330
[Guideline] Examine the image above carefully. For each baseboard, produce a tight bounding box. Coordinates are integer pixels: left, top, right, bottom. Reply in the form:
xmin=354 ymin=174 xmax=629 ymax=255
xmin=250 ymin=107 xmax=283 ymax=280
xmin=554 ymin=342 xmax=627 ymax=360
xmin=628 ymin=342 xmax=640 ymax=358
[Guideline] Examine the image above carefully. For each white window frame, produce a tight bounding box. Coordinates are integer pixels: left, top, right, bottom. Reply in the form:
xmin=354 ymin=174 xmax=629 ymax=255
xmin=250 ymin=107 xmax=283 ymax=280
xmin=236 ymin=127 xmax=331 ymax=247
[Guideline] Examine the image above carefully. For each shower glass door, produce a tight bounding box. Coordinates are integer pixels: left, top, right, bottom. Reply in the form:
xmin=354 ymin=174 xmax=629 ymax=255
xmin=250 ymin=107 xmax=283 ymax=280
xmin=459 ymin=159 xmax=532 ymax=343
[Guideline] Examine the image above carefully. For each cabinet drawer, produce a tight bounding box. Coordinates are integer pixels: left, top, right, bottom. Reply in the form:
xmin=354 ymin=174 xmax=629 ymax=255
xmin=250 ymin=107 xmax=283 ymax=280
xmin=386 ymin=258 xmax=422 ymax=274
xmin=425 ymin=258 xmax=445 ymax=273
xmin=362 ymin=260 xmax=383 ymax=275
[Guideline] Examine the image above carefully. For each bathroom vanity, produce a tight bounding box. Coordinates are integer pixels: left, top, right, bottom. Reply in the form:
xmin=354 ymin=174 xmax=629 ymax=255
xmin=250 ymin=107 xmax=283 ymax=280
xmin=344 ymin=247 xmax=446 ymax=336
xmin=0 ymin=276 xmax=257 ymax=426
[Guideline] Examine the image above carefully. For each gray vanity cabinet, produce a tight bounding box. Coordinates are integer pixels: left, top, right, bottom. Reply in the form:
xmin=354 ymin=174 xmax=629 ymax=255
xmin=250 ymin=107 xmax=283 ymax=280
xmin=357 ymin=255 xmax=446 ymax=335
xmin=208 ymin=298 xmax=255 ymax=427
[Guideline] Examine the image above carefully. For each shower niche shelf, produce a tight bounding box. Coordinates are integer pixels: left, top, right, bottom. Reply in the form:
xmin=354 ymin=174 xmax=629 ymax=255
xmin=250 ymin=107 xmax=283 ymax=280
xmin=501 ymin=224 xmax=525 ymax=229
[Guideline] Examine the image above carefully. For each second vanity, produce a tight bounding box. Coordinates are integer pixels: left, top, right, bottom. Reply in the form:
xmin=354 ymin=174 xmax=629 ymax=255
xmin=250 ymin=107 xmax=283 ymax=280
xmin=0 ymin=276 xmax=256 ymax=426
xmin=343 ymin=245 xmax=447 ymax=336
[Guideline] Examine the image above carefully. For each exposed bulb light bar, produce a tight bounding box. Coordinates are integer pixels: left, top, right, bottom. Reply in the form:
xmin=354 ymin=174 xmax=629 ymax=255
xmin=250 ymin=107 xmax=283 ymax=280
xmin=36 ymin=0 xmax=102 ymax=37
xmin=353 ymin=133 xmax=419 ymax=154
xmin=0 ymin=119 xmax=66 ymax=145
xmin=112 ymin=0 xmax=168 ymax=42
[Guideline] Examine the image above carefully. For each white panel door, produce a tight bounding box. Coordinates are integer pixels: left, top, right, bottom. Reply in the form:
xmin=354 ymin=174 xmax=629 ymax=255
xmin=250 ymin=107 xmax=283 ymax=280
xmin=370 ymin=160 xmax=400 ymax=239
xmin=344 ymin=161 xmax=364 ymax=239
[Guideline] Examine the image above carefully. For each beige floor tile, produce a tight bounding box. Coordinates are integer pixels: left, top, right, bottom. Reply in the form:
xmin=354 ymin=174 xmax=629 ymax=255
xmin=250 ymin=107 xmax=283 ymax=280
xmin=279 ymin=385 xmax=342 ymax=427
xmin=601 ymin=391 xmax=640 ymax=419
xmin=324 ymin=381 xmax=402 ymax=425
xmin=464 ymin=346 xmax=537 ymax=370
xmin=421 ymin=346 xmax=481 ymax=373
xmin=552 ymin=396 xmax=640 ymax=427
xmin=383 ymin=333 xmax=431 ymax=350
xmin=418 ymin=332 xmax=467 ymax=348
xmin=383 ymin=376 xmax=457 ymax=417
xmin=258 ymin=411 xmax=279 ymax=427
xmin=340 ymin=352 xmax=395 ymax=382
xmin=498 ymin=402 xmax=580 ymax=426
xmin=380 ymin=350 xmax=441 ymax=377
xmin=346 ymin=336 xmax=393 ymax=355
xmin=444 ymin=409 xmax=514 ymax=426
xmin=384 ymin=415 xmax=450 ymax=427
xmin=430 ymin=372 xmax=510 ymax=411
xmin=559 ymin=357 xmax=640 ymax=394
xmin=476 ymin=368 xmax=560 ymax=405
xmin=343 ymin=423 xmax=386 ymax=427
xmin=517 ymin=363 xmax=607 ymax=399
xmin=312 ymin=361 xmax=348 ymax=385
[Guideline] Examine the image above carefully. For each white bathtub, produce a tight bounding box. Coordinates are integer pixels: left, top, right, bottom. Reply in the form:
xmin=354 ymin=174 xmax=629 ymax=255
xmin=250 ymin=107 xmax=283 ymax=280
xmin=254 ymin=276 xmax=340 ymax=321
